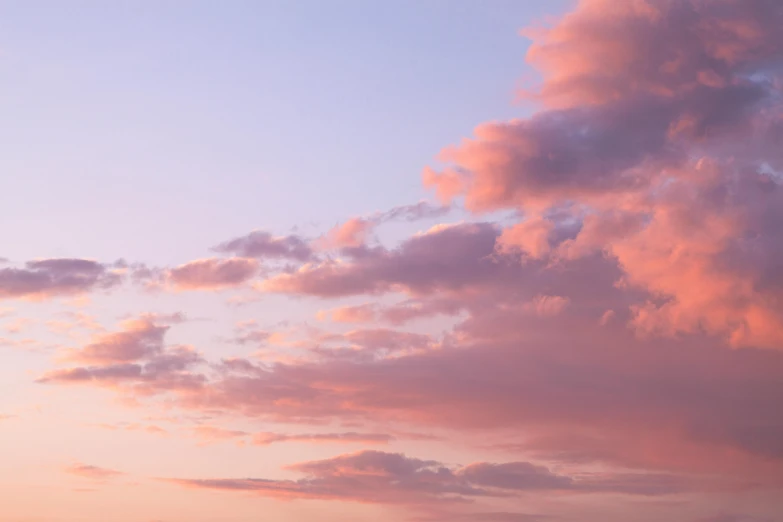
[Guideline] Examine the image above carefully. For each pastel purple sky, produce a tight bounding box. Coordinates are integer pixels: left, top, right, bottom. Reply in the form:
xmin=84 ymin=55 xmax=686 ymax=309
xmin=1 ymin=1 xmax=782 ymax=522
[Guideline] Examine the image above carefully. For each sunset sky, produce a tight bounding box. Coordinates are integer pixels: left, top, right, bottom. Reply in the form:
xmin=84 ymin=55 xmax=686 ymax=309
xmin=1 ymin=1 xmax=782 ymax=521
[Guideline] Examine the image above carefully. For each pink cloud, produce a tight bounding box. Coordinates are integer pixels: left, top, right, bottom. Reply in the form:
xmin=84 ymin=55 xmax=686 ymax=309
xmin=322 ymin=217 xmax=374 ymax=249
xmin=64 ymin=463 xmax=124 ymax=481
xmin=252 ymin=431 xmax=393 ymax=446
xmin=318 ymin=303 xmax=378 ymax=324
xmin=91 ymin=422 xmax=169 ymax=436
xmin=412 ymin=513 xmax=550 ymax=522
xmin=495 ymin=217 xmax=555 ymax=260
xmin=63 ymin=315 xmax=171 ymax=364
xmin=166 ymin=449 xmax=696 ymax=506
xmin=232 ymin=328 xmax=272 ymax=346
xmin=212 ymin=230 xmax=314 ymax=262
xmin=262 ymin=223 xmax=511 ymax=298
xmin=185 ymin=426 xmax=395 ymax=447
xmin=421 ymin=0 xmax=783 ymax=347
xmin=376 ymin=201 xmax=451 ymax=223
xmin=38 ymin=314 xmax=205 ymax=395
xmin=167 ymin=257 xmax=259 ymax=290
xmin=191 ymin=425 xmax=249 ymax=446
xmin=2 ymin=316 xmax=35 ymax=334
xmin=174 ymin=324 xmax=783 ymax=481
xmin=41 ymin=243 xmax=783 ymax=485
xmin=39 ymin=344 xmax=204 ymax=392
xmin=698 ymin=516 xmax=773 ymax=522
xmin=312 ymin=328 xmax=436 ymax=361
xmin=377 ymin=298 xmax=464 ymax=325
xmin=42 ymin=302 xmax=772 ymax=497
xmin=522 ymin=0 xmax=783 ymax=109
xmin=35 ymin=252 xmax=783 ymax=492
xmin=526 ymin=295 xmax=570 ymax=317
xmin=0 ymin=259 xmax=122 ymax=300
xmin=318 ymin=202 xmax=451 ymax=250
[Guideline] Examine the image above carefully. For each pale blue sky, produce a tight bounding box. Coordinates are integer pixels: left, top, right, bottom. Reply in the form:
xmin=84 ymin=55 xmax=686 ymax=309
xmin=0 ymin=1 xmax=574 ymax=439
xmin=0 ymin=0 xmax=570 ymax=264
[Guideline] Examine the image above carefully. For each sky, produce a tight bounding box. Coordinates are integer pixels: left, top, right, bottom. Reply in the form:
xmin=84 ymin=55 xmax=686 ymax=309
xmin=0 ymin=1 xmax=782 ymax=521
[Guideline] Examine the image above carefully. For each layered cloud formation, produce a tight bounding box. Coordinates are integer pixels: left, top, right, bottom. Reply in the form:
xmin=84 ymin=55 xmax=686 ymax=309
xmin=168 ymin=449 xmax=699 ymax=504
xmin=4 ymin=1 xmax=783 ymax=522
xmin=425 ymin=0 xmax=783 ymax=348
